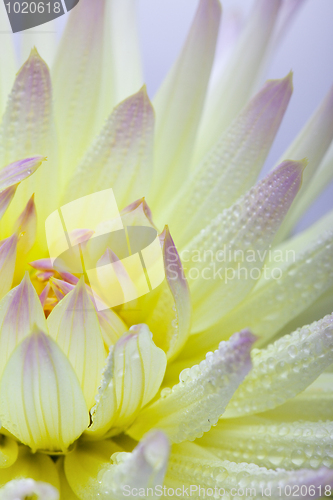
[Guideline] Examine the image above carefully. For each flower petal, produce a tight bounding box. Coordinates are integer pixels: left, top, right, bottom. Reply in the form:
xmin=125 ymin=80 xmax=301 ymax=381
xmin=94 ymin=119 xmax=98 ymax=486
xmin=104 ymin=0 xmax=143 ymax=106
xmin=49 ymin=277 xmax=127 ymax=349
xmin=167 ymin=74 xmax=293 ymax=246
xmin=64 ymin=88 xmax=154 ymax=209
xmin=99 ymin=431 xmax=170 ymax=499
xmin=185 ymin=160 xmax=305 ymax=332
xmin=0 ymin=435 xmax=18 ymax=469
xmin=223 ymin=313 xmax=333 ymax=418
xmin=14 ymin=194 xmax=37 ymax=254
xmin=88 ymin=324 xmax=167 ymax=437
xmin=197 ymin=416 xmax=333 ymax=470
xmin=276 ymin=84 xmax=333 ymax=240
xmin=193 ymin=219 xmax=333 ymax=352
xmin=166 ymin=442 xmax=333 ymax=500
xmin=260 ymin=372 xmax=333 ymax=422
xmin=0 ymin=272 xmax=47 ymax=380
xmin=150 ymin=0 xmax=221 ymax=212
xmin=56 ymin=458 xmax=80 ymax=500
xmin=0 ymin=328 xmax=89 ymax=453
xmin=146 ymin=227 xmax=191 ymax=360
xmin=0 ymin=156 xmax=45 ymax=192
xmin=64 ymin=440 xmax=122 ymax=500
xmin=0 ymin=447 xmax=59 ymax=491
xmin=195 ymin=0 xmax=281 ymax=164
xmin=128 ymin=330 xmax=256 ymax=443
xmin=0 ymin=49 xmax=58 ymax=224
xmin=0 ymin=234 xmax=18 ymax=301
xmin=0 ymin=478 xmax=59 ymax=500
xmin=47 ymin=277 xmax=106 ymax=409
xmin=52 ymin=0 xmax=105 ymax=157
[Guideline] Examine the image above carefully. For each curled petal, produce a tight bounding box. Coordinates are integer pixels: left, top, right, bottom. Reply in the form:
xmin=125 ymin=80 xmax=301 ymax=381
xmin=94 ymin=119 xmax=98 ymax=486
xmin=0 ymin=478 xmax=59 ymax=500
xmin=224 ymin=313 xmax=333 ymax=418
xmin=0 ymin=272 xmax=47 ymax=380
xmin=185 ymin=159 xmax=305 ymax=332
xmin=128 ymin=330 xmax=256 ymax=443
xmin=0 ymin=156 xmax=44 ymax=223
xmin=150 ymin=0 xmax=221 ymax=212
xmin=47 ymin=277 xmax=106 ymax=408
xmin=0 ymin=328 xmax=89 ymax=453
xmin=100 ymin=431 xmax=170 ymax=499
xmin=88 ymin=324 xmax=167 ymax=437
xmin=146 ymin=227 xmax=191 ymax=360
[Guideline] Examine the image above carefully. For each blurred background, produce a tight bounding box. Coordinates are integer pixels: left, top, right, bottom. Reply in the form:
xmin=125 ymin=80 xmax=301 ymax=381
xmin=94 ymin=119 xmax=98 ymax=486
xmin=137 ymin=0 xmax=333 ymax=232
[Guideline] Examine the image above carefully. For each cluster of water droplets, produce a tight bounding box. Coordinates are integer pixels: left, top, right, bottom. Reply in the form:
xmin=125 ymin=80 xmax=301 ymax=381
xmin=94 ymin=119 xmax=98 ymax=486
xmin=224 ymin=314 xmax=333 ymax=418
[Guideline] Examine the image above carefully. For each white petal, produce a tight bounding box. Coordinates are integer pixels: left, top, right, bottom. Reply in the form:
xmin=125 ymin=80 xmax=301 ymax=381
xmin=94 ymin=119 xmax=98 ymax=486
xmin=128 ymin=330 xmax=255 ymax=443
xmin=185 ymin=160 xmax=304 ymax=332
xmin=100 ymin=431 xmax=170 ymax=500
xmin=194 ymin=0 xmax=281 ymax=164
xmin=150 ymin=0 xmax=221 ymax=213
xmin=223 ymin=313 xmax=333 ymax=418
xmin=166 ymin=74 xmax=293 ymax=245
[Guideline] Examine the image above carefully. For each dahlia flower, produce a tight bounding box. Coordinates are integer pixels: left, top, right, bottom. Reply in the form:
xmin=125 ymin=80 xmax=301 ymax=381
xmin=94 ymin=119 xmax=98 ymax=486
xmin=0 ymin=0 xmax=332 ymax=498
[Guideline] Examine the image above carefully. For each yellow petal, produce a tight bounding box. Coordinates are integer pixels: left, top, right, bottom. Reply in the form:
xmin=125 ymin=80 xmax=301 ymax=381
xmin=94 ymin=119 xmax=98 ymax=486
xmin=64 ymin=440 xmax=122 ymax=500
xmin=0 ymin=446 xmax=59 ymax=490
xmin=0 ymin=234 xmax=17 ymax=301
xmin=47 ymin=277 xmax=106 ymax=409
xmin=88 ymin=325 xmax=167 ymax=437
xmin=0 ymin=435 xmax=18 ymax=469
xmin=15 ymin=194 xmax=37 ymax=254
xmin=0 ymin=328 xmax=89 ymax=453
xmin=0 ymin=272 xmax=47 ymax=380
xmin=56 ymin=458 xmax=80 ymax=500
